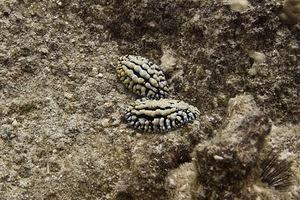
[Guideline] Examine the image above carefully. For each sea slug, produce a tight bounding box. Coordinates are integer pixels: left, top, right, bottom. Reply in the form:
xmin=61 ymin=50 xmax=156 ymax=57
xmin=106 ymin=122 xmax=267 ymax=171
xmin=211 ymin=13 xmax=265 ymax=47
xmin=116 ymin=55 xmax=169 ymax=99
xmin=125 ymin=99 xmax=199 ymax=132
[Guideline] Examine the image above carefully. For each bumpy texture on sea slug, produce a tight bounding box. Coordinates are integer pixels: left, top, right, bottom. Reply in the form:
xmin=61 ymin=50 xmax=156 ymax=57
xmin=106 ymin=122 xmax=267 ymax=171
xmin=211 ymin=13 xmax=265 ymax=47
xmin=116 ymin=55 xmax=169 ymax=99
xmin=125 ymin=99 xmax=199 ymax=132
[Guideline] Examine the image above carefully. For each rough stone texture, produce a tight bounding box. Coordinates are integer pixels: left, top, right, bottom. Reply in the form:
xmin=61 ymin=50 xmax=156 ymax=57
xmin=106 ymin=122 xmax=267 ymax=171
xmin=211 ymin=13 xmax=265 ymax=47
xmin=166 ymin=96 xmax=300 ymax=200
xmin=0 ymin=0 xmax=299 ymax=199
xmin=80 ymin=0 xmax=299 ymax=124
xmin=113 ymin=124 xmax=207 ymax=200
xmin=192 ymin=95 xmax=271 ymax=199
xmin=165 ymin=162 xmax=196 ymax=200
xmin=281 ymin=0 xmax=300 ymax=24
xmin=166 ymin=95 xmax=299 ymax=200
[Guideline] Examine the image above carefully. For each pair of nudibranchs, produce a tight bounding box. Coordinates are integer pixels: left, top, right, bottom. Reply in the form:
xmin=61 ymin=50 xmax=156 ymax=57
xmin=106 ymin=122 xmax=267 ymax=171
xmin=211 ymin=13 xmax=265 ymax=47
xmin=116 ymin=55 xmax=199 ymax=132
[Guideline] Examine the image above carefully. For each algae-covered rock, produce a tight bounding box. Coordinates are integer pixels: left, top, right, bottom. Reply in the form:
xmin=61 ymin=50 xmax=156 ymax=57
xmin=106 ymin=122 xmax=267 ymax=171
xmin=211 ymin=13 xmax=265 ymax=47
xmin=166 ymin=95 xmax=298 ymax=200
xmin=192 ymin=95 xmax=271 ymax=199
xmin=281 ymin=0 xmax=300 ymax=24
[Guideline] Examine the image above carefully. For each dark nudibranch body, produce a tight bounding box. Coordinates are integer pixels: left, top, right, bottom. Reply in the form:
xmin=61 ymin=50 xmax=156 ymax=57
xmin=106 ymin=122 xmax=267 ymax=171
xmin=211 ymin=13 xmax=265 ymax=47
xmin=125 ymin=99 xmax=200 ymax=132
xmin=116 ymin=55 xmax=169 ymax=99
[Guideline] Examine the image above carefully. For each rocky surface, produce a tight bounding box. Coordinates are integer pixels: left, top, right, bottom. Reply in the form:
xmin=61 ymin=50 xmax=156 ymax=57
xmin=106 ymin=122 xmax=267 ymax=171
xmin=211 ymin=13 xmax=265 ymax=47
xmin=166 ymin=95 xmax=299 ymax=200
xmin=0 ymin=0 xmax=299 ymax=199
xmin=192 ymin=95 xmax=271 ymax=199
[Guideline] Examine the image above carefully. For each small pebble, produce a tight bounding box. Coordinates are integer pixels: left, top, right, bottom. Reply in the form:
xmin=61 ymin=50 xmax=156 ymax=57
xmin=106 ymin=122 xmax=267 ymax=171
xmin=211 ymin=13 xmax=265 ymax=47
xmin=97 ymin=73 xmax=104 ymax=78
xmin=64 ymin=92 xmax=73 ymax=99
xmin=101 ymin=118 xmax=110 ymax=128
xmin=12 ymin=119 xmax=19 ymax=127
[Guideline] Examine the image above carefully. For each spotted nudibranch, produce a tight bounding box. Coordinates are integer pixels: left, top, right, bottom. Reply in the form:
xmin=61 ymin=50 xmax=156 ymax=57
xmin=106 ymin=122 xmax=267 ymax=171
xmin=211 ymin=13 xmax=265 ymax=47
xmin=116 ymin=55 xmax=169 ymax=99
xmin=125 ymin=99 xmax=200 ymax=132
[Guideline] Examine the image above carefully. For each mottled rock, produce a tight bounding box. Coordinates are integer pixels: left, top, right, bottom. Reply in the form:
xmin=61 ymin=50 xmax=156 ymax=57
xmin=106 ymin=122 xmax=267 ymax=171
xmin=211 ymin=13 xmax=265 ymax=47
xmin=0 ymin=0 xmax=299 ymax=199
xmin=192 ymin=95 xmax=271 ymax=199
xmin=166 ymin=163 xmax=196 ymax=200
xmin=113 ymin=125 xmax=206 ymax=200
xmin=281 ymin=0 xmax=300 ymax=24
xmin=0 ymin=124 xmax=16 ymax=140
xmin=225 ymin=0 xmax=250 ymax=12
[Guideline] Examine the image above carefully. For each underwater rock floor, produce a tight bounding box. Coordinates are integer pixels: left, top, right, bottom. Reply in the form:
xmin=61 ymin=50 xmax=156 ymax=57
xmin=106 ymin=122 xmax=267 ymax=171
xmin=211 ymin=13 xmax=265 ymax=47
xmin=0 ymin=0 xmax=299 ymax=199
